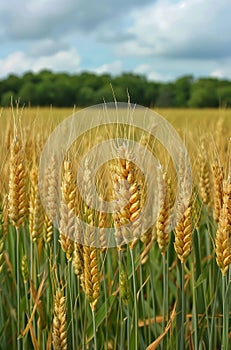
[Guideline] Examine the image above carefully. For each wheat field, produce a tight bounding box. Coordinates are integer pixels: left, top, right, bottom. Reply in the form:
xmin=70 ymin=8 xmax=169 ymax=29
xmin=0 ymin=106 xmax=230 ymax=350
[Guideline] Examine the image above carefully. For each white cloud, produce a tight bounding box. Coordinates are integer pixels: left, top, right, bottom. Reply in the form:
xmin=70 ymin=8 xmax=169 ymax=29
xmin=29 ymin=39 xmax=69 ymax=57
xmin=0 ymin=49 xmax=81 ymax=78
xmin=33 ymin=49 xmax=81 ymax=72
xmin=0 ymin=0 xmax=231 ymax=81
xmin=210 ymin=70 xmax=225 ymax=79
xmin=209 ymin=62 xmax=231 ymax=80
xmin=122 ymin=0 xmax=231 ymax=59
xmin=134 ymin=64 xmax=166 ymax=81
xmin=92 ymin=61 xmax=123 ymax=75
xmin=0 ymin=0 xmax=155 ymax=41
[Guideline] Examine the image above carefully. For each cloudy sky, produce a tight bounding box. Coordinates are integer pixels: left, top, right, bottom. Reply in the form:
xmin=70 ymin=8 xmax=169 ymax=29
xmin=0 ymin=0 xmax=231 ymax=81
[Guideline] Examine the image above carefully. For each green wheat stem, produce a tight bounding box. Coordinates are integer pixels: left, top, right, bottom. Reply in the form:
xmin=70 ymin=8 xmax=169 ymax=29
xmin=16 ymin=227 xmax=21 ymax=350
xmin=101 ymin=252 xmax=109 ymax=349
xmin=161 ymin=253 xmax=169 ymax=349
xmin=83 ymin=296 xmax=87 ymax=350
xmin=119 ymin=296 xmax=123 ymax=350
xmin=92 ymin=308 xmax=97 ymax=350
xmin=191 ymin=258 xmax=198 ymax=350
xmin=181 ymin=263 xmax=186 ymax=350
xmin=67 ymin=261 xmax=75 ymax=349
xmin=130 ymin=247 xmax=138 ymax=350
xmin=177 ymin=261 xmax=186 ymax=350
xmin=221 ymin=273 xmax=229 ymax=350
xmin=127 ymin=301 xmax=131 ymax=350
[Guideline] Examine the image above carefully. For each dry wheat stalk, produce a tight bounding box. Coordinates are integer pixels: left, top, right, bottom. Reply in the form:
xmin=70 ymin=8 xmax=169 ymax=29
xmin=52 ymin=289 xmax=67 ymax=350
xmin=8 ymin=138 xmax=27 ymax=228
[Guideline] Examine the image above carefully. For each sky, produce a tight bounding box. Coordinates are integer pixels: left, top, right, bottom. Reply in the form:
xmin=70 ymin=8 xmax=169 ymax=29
xmin=0 ymin=0 xmax=231 ymax=81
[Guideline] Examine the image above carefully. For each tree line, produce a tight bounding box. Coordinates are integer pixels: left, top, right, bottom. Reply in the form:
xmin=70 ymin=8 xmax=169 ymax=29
xmin=1 ymin=70 xmax=231 ymax=108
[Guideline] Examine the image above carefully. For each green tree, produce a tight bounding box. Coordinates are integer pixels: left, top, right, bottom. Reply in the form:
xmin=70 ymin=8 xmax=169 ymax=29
xmin=155 ymin=83 xmax=175 ymax=107
xmin=174 ymin=75 xmax=193 ymax=107
xmin=35 ymin=80 xmax=56 ymax=105
xmin=77 ymin=86 xmax=95 ymax=106
xmin=188 ymin=79 xmax=219 ymax=108
xmin=0 ymin=74 xmax=22 ymax=95
xmin=217 ymin=86 xmax=231 ymax=107
xmin=113 ymin=73 xmax=148 ymax=105
xmin=18 ymin=82 xmax=38 ymax=106
xmin=143 ymin=82 xmax=160 ymax=107
xmin=1 ymin=91 xmax=16 ymax=106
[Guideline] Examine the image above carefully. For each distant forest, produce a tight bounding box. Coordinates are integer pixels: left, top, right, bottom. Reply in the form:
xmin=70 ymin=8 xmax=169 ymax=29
xmin=1 ymin=70 xmax=231 ymax=108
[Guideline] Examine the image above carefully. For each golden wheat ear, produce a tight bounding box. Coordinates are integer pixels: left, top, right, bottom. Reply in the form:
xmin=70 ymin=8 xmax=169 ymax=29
xmin=215 ymin=179 xmax=231 ymax=275
xmin=198 ymin=140 xmax=211 ymax=206
xmin=29 ymin=164 xmax=44 ymax=242
xmin=174 ymin=204 xmax=193 ymax=263
xmin=59 ymin=160 xmax=77 ymax=261
xmin=52 ymin=289 xmax=68 ymax=350
xmin=156 ymin=173 xmax=171 ymax=256
xmin=8 ymin=138 xmax=27 ymax=228
xmin=212 ymin=160 xmax=223 ymax=223
xmin=111 ymin=144 xmax=143 ymax=249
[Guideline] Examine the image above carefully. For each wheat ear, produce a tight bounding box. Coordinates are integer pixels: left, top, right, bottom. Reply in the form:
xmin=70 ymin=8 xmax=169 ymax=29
xmin=59 ymin=160 xmax=76 ymax=261
xmin=81 ymin=157 xmax=101 ymax=310
xmin=156 ymin=173 xmax=171 ymax=256
xmin=215 ymin=180 xmax=231 ymax=275
xmin=8 ymin=138 xmax=27 ymax=228
xmin=52 ymin=289 xmax=68 ymax=350
xmin=198 ymin=141 xmax=211 ymax=205
xmin=29 ymin=165 xmax=44 ymax=242
xmin=174 ymin=151 xmax=193 ymax=263
xmin=112 ymin=145 xmax=142 ymax=249
xmin=212 ymin=160 xmax=223 ymax=222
